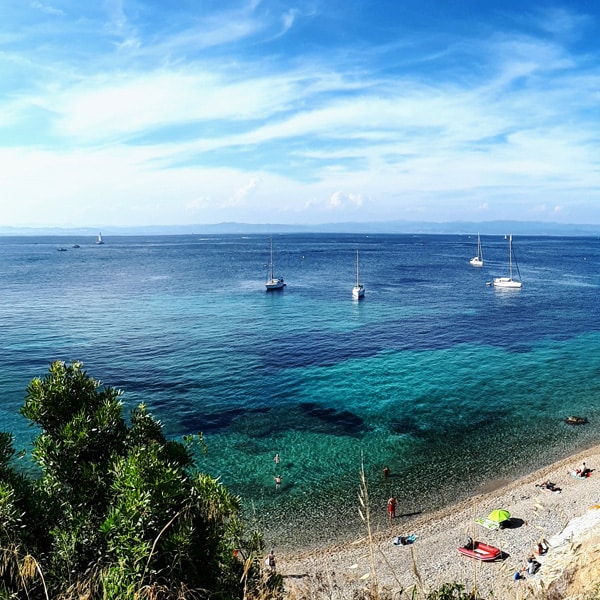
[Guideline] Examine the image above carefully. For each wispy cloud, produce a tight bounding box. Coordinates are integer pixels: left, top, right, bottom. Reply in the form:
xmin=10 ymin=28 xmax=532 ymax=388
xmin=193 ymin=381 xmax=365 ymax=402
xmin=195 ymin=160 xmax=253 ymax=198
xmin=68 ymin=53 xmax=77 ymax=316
xmin=1 ymin=2 xmax=600 ymax=226
xmin=31 ymin=1 xmax=64 ymax=17
xmin=230 ymin=176 xmax=262 ymax=206
xmin=536 ymin=6 xmax=592 ymax=38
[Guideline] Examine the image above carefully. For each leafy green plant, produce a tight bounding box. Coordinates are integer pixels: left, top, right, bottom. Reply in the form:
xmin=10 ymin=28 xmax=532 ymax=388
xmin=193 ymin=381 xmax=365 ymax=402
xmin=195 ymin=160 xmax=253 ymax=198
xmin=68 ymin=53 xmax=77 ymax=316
xmin=0 ymin=361 xmax=269 ymax=599
xmin=425 ymin=582 xmax=479 ymax=600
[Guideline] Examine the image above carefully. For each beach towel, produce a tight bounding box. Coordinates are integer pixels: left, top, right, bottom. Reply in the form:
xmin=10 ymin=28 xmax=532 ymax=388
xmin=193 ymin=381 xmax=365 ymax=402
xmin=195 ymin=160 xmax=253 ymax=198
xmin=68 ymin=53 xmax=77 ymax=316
xmin=475 ymin=517 xmax=500 ymax=530
xmin=392 ymin=534 xmax=417 ymax=546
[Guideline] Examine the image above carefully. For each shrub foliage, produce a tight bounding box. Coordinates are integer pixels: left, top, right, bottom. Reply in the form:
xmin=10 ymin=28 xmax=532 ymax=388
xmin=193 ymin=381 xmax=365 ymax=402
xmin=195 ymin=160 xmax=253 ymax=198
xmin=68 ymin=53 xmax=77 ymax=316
xmin=0 ymin=361 xmax=265 ymax=599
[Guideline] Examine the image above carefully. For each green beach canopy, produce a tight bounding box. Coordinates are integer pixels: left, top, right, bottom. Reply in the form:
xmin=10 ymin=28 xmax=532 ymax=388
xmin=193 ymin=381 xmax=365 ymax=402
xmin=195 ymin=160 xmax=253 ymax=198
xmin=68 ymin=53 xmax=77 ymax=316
xmin=488 ymin=509 xmax=511 ymax=523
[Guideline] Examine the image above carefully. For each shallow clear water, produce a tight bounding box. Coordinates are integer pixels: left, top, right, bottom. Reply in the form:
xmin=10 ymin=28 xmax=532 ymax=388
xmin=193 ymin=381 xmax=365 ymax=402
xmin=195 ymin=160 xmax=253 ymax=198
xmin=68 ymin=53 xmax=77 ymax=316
xmin=1 ymin=233 xmax=599 ymax=548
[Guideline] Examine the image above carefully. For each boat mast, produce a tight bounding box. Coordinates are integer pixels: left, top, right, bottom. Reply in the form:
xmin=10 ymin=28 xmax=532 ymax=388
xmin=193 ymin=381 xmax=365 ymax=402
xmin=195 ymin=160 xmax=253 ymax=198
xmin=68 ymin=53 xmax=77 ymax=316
xmin=356 ymin=250 xmax=360 ymax=286
xmin=508 ymin=235 xmax=513 ymax=279
xmin=269 ymin=237 xmax=275 ymax=280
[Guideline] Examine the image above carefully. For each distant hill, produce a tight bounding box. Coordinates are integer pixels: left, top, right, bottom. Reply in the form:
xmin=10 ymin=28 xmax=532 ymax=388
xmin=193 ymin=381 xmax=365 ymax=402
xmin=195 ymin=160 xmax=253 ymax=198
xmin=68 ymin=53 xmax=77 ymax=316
xmin=1 ymin=220 xmax=599 ymax=236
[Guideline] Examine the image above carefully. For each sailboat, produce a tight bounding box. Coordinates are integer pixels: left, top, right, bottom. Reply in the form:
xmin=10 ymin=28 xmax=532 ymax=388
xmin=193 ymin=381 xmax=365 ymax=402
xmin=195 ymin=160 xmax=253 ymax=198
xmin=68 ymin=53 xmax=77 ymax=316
xmin=493 ymin=234 xmax=522 ymax=288
xmin=265 ymin=237 xmax=285 ymax=291
xmin=96 ymin=232 xmax=105 ymax=245
xmin=352 ymin=249 xmax=365 ymax=299
xmin=469 ymin=234 xmax=483 ymax=267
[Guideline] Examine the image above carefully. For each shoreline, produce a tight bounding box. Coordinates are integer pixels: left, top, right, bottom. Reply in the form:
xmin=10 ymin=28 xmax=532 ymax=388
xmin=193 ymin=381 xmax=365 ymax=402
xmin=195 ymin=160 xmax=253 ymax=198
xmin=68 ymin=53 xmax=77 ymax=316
xmin=278 ymin=443 xmax=600 ymax=598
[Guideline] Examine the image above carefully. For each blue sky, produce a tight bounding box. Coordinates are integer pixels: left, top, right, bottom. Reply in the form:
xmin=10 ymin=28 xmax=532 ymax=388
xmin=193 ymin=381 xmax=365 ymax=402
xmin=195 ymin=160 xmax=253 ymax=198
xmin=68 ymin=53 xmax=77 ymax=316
xmin=1 ymin=1 xmax=600 ymax=227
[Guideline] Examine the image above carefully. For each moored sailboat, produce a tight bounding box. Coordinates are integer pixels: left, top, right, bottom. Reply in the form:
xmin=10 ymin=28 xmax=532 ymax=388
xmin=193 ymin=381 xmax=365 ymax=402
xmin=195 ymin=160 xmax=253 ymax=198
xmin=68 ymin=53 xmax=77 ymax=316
xmin=493 ymin=234 xmax=522 ymax=288
xmin=352 ymin=249 xmax=365 ymax=299
xmin=469 ymin=233 xmax=483 ymax=267
xmin=265 ymin=237 xmax=285 ymax=291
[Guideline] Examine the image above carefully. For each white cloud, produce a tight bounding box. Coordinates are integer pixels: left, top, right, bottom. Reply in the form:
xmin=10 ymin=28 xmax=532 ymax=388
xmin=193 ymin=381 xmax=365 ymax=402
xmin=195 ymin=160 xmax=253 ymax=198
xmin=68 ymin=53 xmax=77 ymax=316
xmin=536 ymin=7 xmax=591 ymax=38
xmin=186 ymin=196 xmax=212 ymax=211
xmin=31 ymin=1 xmax=64 ymax=16
xmin=325 ymin=191 xmax=364 ymax=210
xmin=46 ymin=69 xmax=302 ymax=142
xmin=230 ymin=177 xmax=261 ymax=206
xmin=279 ymin=9 xmax=298 ymax=36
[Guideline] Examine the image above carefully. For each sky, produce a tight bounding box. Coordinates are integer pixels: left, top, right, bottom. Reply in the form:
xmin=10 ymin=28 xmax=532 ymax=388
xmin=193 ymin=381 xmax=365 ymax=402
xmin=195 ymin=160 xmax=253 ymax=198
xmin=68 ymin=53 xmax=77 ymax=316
xmin=1 ymin=0 xmax=600 ymax=228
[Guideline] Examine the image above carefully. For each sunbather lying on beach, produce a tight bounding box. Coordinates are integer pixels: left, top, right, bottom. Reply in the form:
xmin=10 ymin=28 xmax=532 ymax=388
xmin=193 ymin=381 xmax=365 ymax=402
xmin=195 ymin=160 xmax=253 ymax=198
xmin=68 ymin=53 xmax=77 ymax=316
xmin=570 ymin=467 xmax=592 ymax=479
xmin=536 ymin=480 xmax=561 ymax=493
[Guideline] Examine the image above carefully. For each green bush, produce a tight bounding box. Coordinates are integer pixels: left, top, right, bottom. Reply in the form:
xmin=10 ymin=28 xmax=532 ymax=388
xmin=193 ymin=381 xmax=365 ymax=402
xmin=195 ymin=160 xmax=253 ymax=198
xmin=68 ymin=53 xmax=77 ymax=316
xmin=426 ymin=582 xmax=479 ymax=599
xmin=0 ymin=361 xmax=268 ymax=599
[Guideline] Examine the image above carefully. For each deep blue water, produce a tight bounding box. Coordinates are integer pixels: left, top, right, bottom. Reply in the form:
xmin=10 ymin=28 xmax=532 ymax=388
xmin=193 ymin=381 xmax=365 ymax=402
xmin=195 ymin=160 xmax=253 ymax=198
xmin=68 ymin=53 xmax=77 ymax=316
xmin=1 ymin=233 xmax=599 ymax=548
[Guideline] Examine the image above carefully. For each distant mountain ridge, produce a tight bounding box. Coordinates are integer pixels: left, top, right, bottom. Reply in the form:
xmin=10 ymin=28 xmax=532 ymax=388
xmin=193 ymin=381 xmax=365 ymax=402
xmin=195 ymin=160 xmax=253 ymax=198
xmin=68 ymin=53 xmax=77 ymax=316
xmin=1 ymin=220 xmax=599 ymax=236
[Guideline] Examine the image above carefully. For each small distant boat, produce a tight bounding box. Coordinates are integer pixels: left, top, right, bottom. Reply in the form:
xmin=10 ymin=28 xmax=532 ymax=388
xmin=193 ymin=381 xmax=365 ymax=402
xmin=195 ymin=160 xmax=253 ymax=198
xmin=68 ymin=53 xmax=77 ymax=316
xmin=469 ymin=233 xmax=483 ymax=267
xmin=265 ymin=238 xmax=285 ymax=291
xmin=493 ymin=234 xmax=522 ymax=288
xmin=352 ymin=249 xmax=365 ymax=299
xmin=72 ymin=244 xmax=80 ymax=248
xmin=56 ymin=247 xmax=67 ymax=252
xmin=96 ymin=232 xmax=105 ymax=245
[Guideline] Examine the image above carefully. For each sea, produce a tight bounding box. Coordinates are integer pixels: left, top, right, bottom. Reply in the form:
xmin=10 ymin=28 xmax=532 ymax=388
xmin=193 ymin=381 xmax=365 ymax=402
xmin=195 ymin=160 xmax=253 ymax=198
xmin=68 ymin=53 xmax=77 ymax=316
xmin=1 ymin=233 xmax=599 ymax=549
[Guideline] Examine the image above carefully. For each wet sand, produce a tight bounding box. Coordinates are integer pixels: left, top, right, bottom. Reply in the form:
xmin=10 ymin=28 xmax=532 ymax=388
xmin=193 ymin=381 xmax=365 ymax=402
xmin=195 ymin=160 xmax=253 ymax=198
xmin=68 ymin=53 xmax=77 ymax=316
xmin=278 ymin=444 xmax=600 ymax=598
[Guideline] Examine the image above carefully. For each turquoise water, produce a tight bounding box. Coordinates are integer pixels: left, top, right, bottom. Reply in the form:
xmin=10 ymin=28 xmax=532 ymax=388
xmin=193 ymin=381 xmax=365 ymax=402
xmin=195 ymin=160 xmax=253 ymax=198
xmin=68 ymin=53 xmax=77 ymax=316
xmin=0 ymin=233 xmax=599 ymax=548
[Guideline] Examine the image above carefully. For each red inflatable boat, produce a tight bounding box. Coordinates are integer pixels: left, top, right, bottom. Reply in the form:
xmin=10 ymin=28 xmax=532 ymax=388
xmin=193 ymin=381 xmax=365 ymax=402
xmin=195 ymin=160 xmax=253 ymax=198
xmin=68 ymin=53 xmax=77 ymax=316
xmin=458 ymin=539 xmax=501 ymax=561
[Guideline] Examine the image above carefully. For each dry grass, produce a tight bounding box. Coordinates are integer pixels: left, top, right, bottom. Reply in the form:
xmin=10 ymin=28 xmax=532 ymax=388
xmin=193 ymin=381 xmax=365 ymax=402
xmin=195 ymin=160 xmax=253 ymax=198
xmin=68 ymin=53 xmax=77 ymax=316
xmin=0 ymin=545 xmax=49 ymax=599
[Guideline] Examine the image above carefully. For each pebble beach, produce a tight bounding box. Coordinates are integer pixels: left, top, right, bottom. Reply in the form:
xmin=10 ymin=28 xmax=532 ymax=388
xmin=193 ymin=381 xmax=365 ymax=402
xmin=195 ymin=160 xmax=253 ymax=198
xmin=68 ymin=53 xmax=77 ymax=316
xmin=279 ymin=445 xmax=600 ymax=599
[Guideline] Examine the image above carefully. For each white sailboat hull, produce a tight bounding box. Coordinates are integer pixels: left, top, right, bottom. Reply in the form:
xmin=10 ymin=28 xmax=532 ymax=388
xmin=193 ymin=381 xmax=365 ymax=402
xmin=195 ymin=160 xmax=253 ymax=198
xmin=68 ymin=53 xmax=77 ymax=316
xmin=352 ymin=284 xmax=365 ymax=299
xmin=493 ymin=277 xmax=522 ymax=288
xmin=266 ymin=278 xmax=286 ymax=290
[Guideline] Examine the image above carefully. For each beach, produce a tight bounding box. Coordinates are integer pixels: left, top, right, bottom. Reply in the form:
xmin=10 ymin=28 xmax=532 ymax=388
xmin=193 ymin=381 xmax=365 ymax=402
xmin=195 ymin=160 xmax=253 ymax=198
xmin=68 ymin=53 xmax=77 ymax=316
xmin=279 ymin=444 xmax=600 ymax=599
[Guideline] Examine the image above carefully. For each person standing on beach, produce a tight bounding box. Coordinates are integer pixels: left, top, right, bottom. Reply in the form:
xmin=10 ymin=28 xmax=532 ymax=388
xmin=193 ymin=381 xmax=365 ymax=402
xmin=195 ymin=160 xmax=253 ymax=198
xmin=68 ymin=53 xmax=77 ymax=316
xmin=387 ymin=497 xmax=397 ymax=522
xmin=265 ymin=549 xmax=276 ymax=572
